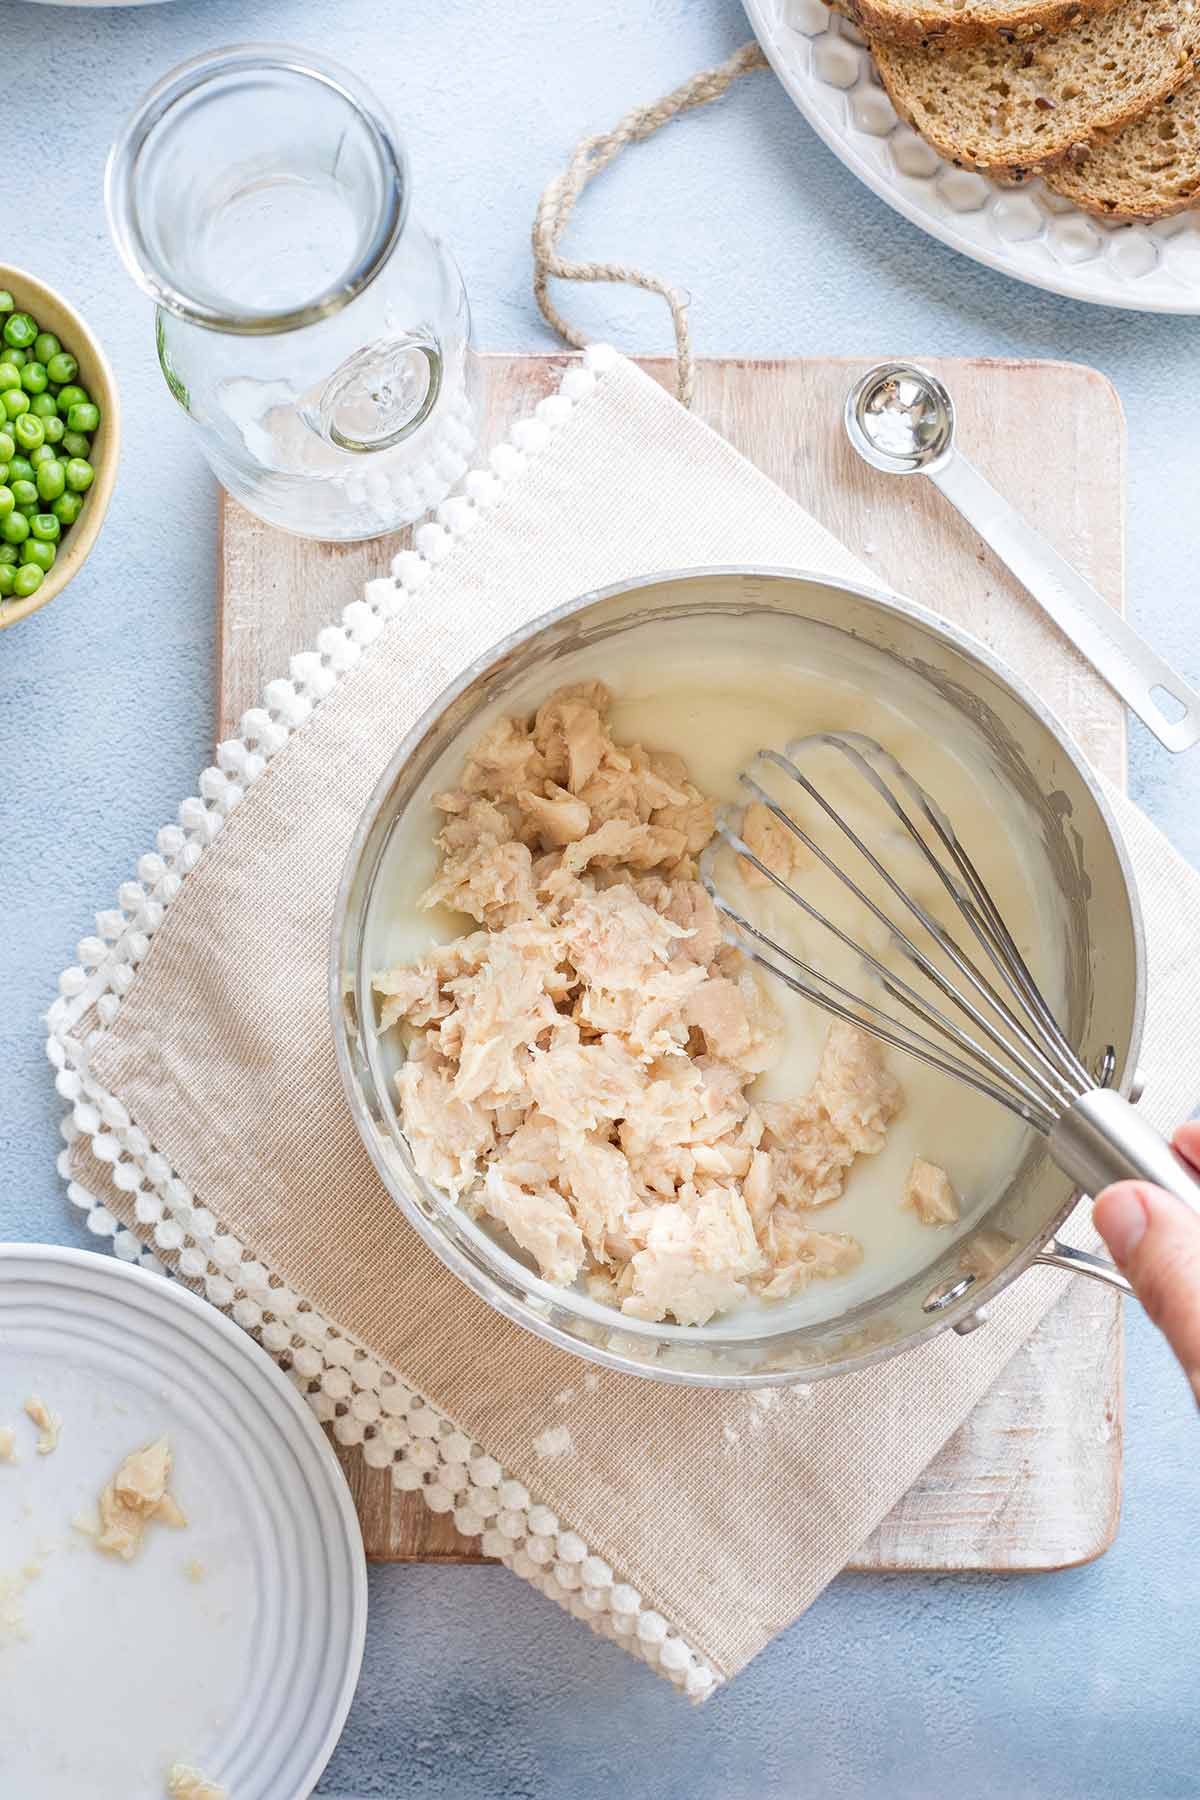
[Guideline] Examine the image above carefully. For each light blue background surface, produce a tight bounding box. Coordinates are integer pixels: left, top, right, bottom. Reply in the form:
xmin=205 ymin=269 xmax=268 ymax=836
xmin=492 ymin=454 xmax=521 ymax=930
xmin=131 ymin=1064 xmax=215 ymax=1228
xmin=2 ymin=2 xmax=1198 ymax=1795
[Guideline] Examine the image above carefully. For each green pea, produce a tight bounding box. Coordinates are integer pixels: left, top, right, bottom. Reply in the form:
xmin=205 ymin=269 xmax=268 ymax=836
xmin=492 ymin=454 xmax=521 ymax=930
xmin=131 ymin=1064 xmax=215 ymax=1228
xmin=55 ymin=384 xmax=87 ymax=415
xmin=2 ymin=312 xmax=37 ymax=349
xmin=65 ymin=458 xmax=94 ymax=494
xmin=66 ymin=402 xmax=100 ymax=434
xmin=0 ymin=363 xmax=20 ymax=392
xmin=41 ymin=415 xmax=64 ymax=445
xmin=1 ymin=511 xmax=29 ymax=544
xmin=0 ymin=292 xmax=12 ymax=315
xmin=6 ymin=349 xmax=27 ymax=368
xmin=10 ymin=480 xmax=37 ymax=510
xmin=3 ymin=389 xmax=30 ymax=420
xmin=0 ymin=485 xmax=12 ymax=517
xmin=33 ymin=332 xmax=60 ymax=364
xmin=30 ymin=392 xmax=57 ymax=418
xmin=0 ymin=464 xmax=6 ymax=486
xmin=24 ymin=538 xmax=55 ymax=572
xmin=29 ymin=445 xmax=56 ymax=469
xmin=0 ymin=563 xmax=13 ymax=598
xmin=45 ymin=351 xmax=78 ymax=385
xmin=36 ymin=459 xmax=65 ymax=502
xmin=0 ymin=431 xmax=12 ymax=463
xmin=7 ymin=456 xmax=33 ymax=484
xmin=0 ymin=541 xmax=17 ymax=564
xmin=13 ymin=413 xmax=44 ymax=451
xmin=13 ymin=563 xmax=43 ymax=598
xmin=20 ymin=361 xmax=47 ymax=395
xmin=31 ymin=509 xmax=60 ymax=540
xmin=60 ymin=431 xmax=89 ymax=458
xmin=51 ymin=492 xmax=81 ymax=526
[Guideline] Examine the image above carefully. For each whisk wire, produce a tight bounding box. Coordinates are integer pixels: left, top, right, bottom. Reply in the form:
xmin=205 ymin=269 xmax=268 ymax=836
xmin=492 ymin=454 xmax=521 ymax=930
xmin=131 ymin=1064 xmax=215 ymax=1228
xmin=719 ymin=883 xmax=1057 ymax=1130
xmin=741 ymin=760 xmax=1078 ymax=1115
xmin=703 ymin=730 xmax=1092 ymax=1131
xmin=836 ymin=737 xmax=1091 ymax=1095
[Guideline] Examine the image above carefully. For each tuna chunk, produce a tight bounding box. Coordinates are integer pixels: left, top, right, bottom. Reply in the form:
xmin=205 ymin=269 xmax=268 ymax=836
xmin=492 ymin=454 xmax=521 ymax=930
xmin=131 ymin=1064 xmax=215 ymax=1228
xmin=375 ymin=683 xmax=904 ymax=1321
xmin=739 ymin=799 xmax=808 ymax=890
xmin=761 ymin=1021 xmax=903 ymax=1209
xmin=619 ymin=1186 xmax=765 ymax=1326
xmin=904 ymin=1157 xmax=961 ymax=1227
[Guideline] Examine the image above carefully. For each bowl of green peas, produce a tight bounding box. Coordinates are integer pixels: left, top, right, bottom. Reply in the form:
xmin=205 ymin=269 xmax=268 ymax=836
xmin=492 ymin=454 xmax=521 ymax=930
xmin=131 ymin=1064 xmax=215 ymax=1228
xmin=0 ymin=266 xmax=119 ymax=630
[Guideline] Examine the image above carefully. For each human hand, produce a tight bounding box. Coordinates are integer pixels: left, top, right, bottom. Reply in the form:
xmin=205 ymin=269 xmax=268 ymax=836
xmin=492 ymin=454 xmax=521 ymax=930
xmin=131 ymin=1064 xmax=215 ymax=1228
xmin=1094 ymin=1121 xmax=1200 ymax=1409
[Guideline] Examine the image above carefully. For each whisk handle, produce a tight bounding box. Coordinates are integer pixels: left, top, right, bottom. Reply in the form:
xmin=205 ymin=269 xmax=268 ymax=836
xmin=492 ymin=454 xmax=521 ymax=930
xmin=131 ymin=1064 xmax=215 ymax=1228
xmin=1050 ymin=1089 xmax=1200 ymax=1214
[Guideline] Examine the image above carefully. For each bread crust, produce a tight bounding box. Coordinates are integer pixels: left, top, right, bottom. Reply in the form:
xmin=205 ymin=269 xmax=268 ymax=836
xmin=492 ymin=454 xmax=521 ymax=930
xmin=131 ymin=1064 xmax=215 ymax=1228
xmin=837 ymin=0 xmax=1121 ymax=51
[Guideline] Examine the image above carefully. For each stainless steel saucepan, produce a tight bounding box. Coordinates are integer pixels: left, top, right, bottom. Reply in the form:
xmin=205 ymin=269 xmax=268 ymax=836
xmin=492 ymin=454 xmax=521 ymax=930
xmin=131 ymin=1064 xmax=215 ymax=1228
xmin=332 ymin=567 xmax=1146 ymax=1387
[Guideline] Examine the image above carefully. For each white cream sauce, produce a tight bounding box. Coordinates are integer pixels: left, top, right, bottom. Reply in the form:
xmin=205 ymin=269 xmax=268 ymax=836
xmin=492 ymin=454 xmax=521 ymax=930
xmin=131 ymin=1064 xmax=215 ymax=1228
xmin=368 ymin=613 xmax=1067 ymax=1329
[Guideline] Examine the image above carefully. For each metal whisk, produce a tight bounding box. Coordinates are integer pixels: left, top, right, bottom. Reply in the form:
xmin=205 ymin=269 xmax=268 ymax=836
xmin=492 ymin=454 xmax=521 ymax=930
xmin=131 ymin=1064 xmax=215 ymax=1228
xmin=700 ymin=732 xmax=1200 ymax=1213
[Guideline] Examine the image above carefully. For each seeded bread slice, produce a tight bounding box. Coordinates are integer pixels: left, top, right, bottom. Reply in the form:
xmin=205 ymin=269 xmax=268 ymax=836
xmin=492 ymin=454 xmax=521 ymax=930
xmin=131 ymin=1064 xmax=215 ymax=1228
xmin=1045 ymin=79 xmax=1200 ymax=215
xmin=872 ymin=0 xmax=1200 ymax=179
xmin=838 ymin=0 xmax=1122 ymax=51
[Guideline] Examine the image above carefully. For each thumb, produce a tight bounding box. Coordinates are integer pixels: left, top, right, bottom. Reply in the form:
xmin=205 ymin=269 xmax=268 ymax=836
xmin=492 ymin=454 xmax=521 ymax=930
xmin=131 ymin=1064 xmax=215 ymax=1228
xmin=1094 ymin=1172 xmax=1200 ymax=1409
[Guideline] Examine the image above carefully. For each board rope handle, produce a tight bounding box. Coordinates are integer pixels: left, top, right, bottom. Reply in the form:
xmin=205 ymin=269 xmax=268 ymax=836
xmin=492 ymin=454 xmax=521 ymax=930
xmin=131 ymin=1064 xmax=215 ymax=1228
xmin=531 ymin=39 xmax=769 ymax=408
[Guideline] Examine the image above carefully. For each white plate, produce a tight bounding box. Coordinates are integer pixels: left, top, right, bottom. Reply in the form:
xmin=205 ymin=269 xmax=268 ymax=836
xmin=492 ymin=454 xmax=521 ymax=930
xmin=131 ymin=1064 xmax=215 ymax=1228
xmin=745 ymin=0 xmax=1200 ymax=313
xmin=0 ymin=1246 xmax=366 ymax=1799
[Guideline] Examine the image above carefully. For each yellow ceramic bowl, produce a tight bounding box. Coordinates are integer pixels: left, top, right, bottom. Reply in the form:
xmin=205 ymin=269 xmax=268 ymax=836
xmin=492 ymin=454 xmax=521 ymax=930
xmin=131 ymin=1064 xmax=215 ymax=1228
xmin=0 ymin=266 xmax=120 ymax=630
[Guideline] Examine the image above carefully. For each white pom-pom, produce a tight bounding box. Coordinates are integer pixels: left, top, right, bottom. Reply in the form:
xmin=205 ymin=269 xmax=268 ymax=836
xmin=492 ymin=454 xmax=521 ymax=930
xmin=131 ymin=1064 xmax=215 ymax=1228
xmin=560 ymin=365 xmax=596 ymax=402
xmin=414 ymin=521 xmax=452 ymax=563
xmin=686 ymin=1664 xmax=717 ymax=1700
xmin=636 ymin=1610 xmax=669 ymax=1645
xmin=498 ymin=1478 xmax=529 ymax=1510
xmin=536 ymin=393 xmax=573 ymax=428
xmin=463 ymin=470 xmax=501 ymax=507
xmin=437 ymin=496 xmax=476 ymax=536
xmin=390 ymin=549 xmax=429 ymax=590
xmin=583 ymin=342 xmax=618 ymax=374
xmin=489 ymin=443 xmax=524 ymax=481
xmin=510 ymin=418 xmax=549 ymax=455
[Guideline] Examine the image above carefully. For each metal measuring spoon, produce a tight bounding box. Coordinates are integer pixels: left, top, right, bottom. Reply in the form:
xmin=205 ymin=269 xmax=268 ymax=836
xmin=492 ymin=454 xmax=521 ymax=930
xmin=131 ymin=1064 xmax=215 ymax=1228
xmin=844 ymin=361 xmax=1200 ymax=754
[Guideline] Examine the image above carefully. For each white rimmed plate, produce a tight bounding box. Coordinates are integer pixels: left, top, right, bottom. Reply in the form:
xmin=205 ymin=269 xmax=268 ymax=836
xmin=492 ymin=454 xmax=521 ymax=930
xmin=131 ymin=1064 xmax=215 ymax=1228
xmin=0 ymin=1245 xmax=366 ymax=1799
xmin=745 ymin=0 xmax=1200 ymax=313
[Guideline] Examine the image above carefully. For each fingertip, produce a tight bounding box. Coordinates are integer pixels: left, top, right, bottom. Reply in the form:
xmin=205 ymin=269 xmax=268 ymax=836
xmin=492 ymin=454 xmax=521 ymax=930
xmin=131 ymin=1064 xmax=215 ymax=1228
xmin=1093 ymin=1181 xmax=1151 ymax=1266
xmin=1172 ymin=1120 xmax=1200 ymax=1172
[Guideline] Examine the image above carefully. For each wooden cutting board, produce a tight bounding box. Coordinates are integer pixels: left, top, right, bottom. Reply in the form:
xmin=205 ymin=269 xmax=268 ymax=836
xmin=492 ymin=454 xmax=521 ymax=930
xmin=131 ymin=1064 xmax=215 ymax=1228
xmin=219 ymin=353 xmax=1125 ymax=1571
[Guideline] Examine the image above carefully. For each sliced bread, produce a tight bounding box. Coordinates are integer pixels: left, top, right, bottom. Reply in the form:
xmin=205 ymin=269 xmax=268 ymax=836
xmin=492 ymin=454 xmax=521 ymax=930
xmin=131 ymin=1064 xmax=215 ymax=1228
xmin=872 ymin=0 xmax=1200 ymax=179
xmin=1045 ymin=79 xmax=1200 ymax=215
xmin=839 ymin=0 xmax=1122 ymax=51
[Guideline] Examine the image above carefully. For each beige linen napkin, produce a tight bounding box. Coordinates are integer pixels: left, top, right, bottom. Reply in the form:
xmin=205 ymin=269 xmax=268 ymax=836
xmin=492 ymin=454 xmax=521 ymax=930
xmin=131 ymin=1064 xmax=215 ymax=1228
xmin=52 ymin=349 xmax=1200 ymax=1696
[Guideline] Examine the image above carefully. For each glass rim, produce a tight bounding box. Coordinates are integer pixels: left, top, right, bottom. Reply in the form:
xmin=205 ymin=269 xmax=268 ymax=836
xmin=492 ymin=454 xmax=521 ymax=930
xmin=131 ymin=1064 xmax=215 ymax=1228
xmin=104 ymin=42 xmax=409 ymax=338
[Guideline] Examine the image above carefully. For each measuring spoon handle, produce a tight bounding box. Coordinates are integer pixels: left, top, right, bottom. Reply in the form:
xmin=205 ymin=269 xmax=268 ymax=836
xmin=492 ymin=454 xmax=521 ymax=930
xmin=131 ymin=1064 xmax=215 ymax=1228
xmin=930 ymin=451 xmax=1200 ymax=754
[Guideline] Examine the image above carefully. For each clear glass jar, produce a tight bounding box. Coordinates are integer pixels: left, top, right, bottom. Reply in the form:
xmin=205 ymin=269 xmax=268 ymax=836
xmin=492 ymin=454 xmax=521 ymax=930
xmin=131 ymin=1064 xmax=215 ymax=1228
xmin=106 ymin=44 xmax=479 ymax=541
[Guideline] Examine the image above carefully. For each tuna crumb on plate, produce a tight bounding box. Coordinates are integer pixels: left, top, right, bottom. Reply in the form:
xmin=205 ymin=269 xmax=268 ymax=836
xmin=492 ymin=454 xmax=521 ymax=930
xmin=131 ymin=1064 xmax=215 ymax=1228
xmin=96 ymin=1437 xmax=188 ymax=1562
xmin=23 ymin=1395 xmax=61 ymax=1456
xmin=374 ymin=681 xmax=906 ymax=1326
xmin=166 ymin=1766 xmax=228 ymax=1800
